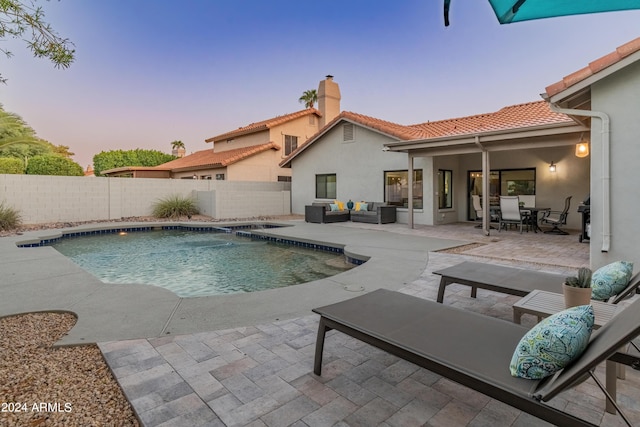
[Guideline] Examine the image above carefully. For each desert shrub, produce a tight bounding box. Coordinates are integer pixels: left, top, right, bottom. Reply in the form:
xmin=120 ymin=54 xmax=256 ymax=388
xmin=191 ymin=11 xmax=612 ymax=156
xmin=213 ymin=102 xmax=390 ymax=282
xmin=0 ymin=202 xmax=21 ymax=230
xmin=152 ymin=195 xmax=199 ymax=219
xmin=0 ymin=157 xmax=25 ymax=174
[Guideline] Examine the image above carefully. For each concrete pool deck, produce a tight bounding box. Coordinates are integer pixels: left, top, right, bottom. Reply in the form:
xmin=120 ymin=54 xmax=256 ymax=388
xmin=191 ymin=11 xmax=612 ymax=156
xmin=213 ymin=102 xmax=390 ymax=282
xmin=0 ymin=220 xmax=464 ymax=345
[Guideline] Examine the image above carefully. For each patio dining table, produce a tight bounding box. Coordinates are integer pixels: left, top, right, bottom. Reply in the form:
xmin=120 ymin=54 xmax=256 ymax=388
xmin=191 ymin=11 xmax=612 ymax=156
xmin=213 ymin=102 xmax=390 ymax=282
xmin=522 ymin=206 xmax=550 ymax=233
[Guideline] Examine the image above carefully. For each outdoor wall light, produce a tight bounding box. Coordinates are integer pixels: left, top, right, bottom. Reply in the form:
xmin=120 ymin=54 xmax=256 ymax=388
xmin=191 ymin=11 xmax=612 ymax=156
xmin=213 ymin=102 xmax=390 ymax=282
xmin=549 ymin=161 xmax=557 ymax=173
xmin=575 ymin=141 xmax=589 ymax=157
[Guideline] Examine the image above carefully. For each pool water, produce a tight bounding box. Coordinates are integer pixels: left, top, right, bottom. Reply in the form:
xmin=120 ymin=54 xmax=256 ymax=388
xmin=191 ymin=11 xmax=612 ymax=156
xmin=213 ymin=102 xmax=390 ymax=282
xmin=51 ymin=230 xmax=352 ymax=297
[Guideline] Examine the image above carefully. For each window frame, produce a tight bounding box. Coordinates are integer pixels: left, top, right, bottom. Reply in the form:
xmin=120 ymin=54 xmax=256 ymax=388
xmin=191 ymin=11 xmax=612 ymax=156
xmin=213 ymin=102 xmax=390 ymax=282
xmin=284 ymin=135 xmax=298 ymax=156
xmin=438 ymin=169 xmax=453 ymax=210
xmin=315 ymin=173 xmax=337 ymax=199
xmin=383 ymin=169 xmax=423 ymax=209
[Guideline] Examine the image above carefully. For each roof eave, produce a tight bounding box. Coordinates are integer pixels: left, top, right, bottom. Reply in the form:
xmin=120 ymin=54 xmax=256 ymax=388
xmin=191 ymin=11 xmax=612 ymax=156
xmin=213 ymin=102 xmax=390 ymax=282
xmin=384 ymin=121 xmax=585 ymax=153
xmin=545 ymin=50 xmax=640 ymax=105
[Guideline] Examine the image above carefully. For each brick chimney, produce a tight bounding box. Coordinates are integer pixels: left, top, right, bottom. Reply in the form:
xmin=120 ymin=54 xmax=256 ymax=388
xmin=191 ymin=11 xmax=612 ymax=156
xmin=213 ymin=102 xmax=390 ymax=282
xmin=317 ymin=75 xmax=341 ymax=128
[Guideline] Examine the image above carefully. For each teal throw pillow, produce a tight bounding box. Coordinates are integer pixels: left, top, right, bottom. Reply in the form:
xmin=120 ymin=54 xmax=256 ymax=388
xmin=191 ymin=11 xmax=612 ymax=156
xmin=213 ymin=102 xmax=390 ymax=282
xmin=591 ymin=261 xmax=633 ymax=301
xmin=329 ymin=203 xmax=339 ymax=212
xmin=359 ymin=203 xmax=368 ymax=211
xmin=510 ymin=305 xmax=594 ymax=379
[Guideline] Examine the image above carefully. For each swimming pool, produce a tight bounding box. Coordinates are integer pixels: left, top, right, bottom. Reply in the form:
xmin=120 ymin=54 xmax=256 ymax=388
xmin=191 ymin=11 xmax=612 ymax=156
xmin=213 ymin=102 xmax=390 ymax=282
xmin=49 ymin=229 xmax=354 ymax=297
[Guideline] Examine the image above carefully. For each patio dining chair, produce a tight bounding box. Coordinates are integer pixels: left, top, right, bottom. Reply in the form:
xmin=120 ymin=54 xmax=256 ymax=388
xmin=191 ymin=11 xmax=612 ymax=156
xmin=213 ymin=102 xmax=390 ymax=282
xmin=499 ymin=196 xmax=530 ymax=233
xmin=540 ymin=196 xmax=572 ymax=235
xmin=472 ymin=195 xmax=498 ymax=228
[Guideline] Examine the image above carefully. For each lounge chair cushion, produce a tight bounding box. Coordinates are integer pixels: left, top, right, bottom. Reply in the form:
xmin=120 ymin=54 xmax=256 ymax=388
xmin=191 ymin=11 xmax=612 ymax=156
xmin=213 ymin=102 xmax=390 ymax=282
xmin=591 ymin=261 xmax=634 ymax=301
xmin=510 ymin=305 xmax=594 ymax=379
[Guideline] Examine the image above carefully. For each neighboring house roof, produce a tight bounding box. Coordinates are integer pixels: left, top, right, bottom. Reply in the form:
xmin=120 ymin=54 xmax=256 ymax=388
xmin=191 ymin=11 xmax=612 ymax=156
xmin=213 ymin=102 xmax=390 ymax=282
xmin=101 ymin=142 xmax=280 ymax=176
xmin=205 ymin=109 xmax=322 ymax=143
xmin=281 ymin=101 xmax=572 ymax=166
xmin=157 ymin=142 xmax=281 ymax=172
xmin=545 ymin=37 xmax=640 ymax=99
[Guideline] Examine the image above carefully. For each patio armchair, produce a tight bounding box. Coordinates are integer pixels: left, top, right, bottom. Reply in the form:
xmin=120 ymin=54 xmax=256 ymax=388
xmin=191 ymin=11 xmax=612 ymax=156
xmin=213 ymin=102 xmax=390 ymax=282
xmin=498 ymin=196 xmax=530 ymax=233
xmin=540 ymin=196 xmax=572 ymax=235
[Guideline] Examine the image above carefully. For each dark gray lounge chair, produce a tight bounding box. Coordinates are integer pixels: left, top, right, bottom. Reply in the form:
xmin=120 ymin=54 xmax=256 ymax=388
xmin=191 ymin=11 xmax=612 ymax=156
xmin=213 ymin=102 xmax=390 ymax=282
xmin=433 ymin=261 xmax=640 ymax=304
xmin=313 ymin=289 xmax=640 ymax=427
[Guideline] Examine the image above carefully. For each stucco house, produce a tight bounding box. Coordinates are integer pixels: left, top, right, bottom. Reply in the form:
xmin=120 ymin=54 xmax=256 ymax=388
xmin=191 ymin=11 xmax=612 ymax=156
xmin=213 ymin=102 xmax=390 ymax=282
xmin=282 ymin=102 xmax=589 ymax=231
xmin=541 ymin=37 xmax=640 ymax=268
xmin=283 ymin=36 xmax=640 ymax=269
xmin=102 ymin=76 xmax=341 ymax=181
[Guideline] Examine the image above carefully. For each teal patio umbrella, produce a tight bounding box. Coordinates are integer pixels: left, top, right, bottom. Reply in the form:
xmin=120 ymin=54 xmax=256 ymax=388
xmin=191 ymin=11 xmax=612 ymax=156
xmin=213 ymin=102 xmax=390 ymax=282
xmin=444 ymin=0 xmax=640 ymax=25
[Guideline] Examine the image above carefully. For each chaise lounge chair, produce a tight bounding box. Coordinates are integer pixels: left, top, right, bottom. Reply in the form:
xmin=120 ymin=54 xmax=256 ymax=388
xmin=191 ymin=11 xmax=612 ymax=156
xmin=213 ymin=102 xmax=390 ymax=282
xmin=313 ymin=289 xmax=640 ymax=427
xmin=433 ymin=261 xmax=640 ymax=304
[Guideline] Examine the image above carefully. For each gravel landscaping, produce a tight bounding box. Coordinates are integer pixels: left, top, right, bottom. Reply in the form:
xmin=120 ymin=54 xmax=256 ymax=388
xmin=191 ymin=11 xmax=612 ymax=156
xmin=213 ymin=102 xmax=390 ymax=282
xmin=0 ymin=312 xmax=139 ymax=427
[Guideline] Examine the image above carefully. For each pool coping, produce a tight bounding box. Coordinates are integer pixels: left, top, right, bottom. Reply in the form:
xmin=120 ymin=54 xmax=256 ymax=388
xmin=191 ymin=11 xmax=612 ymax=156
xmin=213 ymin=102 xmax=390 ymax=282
xmin=0 ymin=220 xmax=467 ymax=346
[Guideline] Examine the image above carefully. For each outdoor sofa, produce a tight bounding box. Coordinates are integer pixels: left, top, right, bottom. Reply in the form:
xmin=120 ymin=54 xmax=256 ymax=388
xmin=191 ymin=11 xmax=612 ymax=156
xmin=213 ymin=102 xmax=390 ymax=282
xmin=313 ymin=288 xmax=640 ymax=427
xmin=305 ymin=202 xmax=350 ymax=223
xmin=304 ymin=201 xmax=397 ymax=224
xmin=349 ymin=202 xmax=397 ymax=224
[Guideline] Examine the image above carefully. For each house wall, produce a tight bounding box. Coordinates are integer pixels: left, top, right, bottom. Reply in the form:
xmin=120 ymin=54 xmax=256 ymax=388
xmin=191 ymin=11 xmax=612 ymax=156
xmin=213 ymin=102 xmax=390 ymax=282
xmin=589 ymin=60 xmax=640 ymax=269
xmin=213 ymin=130 xmax=269 ymax=152
xmin=289 ymin=123 xmax=433 ymax=225
xmin=0 ymin=175 xmax=290 ymax=224
xmin=451 ymin=144 xmax=589 ymax=230
xmin=226 ymin=149 xmax=291 ymax=181
xmin=269 ymin=117 xmax=319 ymax=157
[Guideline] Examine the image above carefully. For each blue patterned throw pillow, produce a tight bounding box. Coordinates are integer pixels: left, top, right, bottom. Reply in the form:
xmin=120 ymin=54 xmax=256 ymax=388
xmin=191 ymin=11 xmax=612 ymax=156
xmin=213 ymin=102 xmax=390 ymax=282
xmin=510 ymin=305 xmax=594 ymax=379
xmin=591 ymin=261 xmax=633 ymax=301
xmin=329 ymin=203 xmax=339 ymax=212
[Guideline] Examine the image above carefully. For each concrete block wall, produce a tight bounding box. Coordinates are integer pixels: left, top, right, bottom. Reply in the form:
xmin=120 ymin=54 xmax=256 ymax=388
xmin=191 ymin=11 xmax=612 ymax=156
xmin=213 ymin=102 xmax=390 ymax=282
xmin=0 ymin=175 xmax=291 ymax=224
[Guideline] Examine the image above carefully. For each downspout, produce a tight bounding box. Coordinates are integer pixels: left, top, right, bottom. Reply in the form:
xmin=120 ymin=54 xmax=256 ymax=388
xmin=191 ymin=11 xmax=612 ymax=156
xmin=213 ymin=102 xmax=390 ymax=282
xmin=548 ymin=104 xmax=610 ymax=252
xmin=474 ymin=136 xmax=490 ymax=236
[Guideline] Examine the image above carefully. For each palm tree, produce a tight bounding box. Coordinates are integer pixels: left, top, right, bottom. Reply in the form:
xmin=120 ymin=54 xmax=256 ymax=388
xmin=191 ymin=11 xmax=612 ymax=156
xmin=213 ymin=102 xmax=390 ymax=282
xmin=298 ymin=89 xmax=317 ymax=109
xmin=171 ymin=140 xmax=185 ymax=150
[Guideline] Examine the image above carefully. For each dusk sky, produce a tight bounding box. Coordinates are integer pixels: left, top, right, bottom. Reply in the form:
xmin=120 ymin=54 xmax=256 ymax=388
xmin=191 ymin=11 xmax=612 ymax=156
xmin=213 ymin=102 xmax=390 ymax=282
xmin=1 ymin=1 xmax=639 ymax=169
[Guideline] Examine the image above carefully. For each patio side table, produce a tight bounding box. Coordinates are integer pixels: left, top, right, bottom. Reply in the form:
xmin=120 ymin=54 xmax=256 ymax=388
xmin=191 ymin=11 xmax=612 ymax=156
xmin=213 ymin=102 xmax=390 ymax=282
xmin=512 ymin=289 xmax=618 ymax=326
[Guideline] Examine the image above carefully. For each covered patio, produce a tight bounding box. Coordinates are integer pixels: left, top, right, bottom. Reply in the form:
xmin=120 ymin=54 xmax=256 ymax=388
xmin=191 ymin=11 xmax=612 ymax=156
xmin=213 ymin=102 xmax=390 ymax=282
xmin=384 ymin=101 xmax=590 ymax=235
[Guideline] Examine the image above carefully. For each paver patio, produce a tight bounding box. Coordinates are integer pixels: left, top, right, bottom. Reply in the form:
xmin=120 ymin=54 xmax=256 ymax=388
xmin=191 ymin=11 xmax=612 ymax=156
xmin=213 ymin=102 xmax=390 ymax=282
xmin=96 ymin=221 xmax=639 ymax=426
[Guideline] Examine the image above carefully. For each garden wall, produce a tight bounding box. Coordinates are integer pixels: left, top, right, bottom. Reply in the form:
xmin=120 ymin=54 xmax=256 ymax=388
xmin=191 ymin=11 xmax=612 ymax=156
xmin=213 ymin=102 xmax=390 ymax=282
xmin=0 ymin=175 xmax=291 ymax=224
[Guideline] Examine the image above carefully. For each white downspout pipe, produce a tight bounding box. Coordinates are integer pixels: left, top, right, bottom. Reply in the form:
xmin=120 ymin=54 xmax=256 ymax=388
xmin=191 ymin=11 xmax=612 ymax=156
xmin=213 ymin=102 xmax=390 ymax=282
xmin=474 ymin=136 xmax=490 ymax=236
xmin=548 ymin=104 xmax=610 ymax=252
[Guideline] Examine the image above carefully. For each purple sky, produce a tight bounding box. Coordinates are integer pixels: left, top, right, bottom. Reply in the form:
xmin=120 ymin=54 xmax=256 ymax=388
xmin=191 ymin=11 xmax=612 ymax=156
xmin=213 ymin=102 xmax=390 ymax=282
xmin=1 ymin=1 xmax=639 ymax=169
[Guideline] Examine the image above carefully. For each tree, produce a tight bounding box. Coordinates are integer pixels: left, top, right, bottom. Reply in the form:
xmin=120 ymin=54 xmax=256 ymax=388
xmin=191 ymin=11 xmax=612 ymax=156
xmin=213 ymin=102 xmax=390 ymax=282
xmin=171 ymin=140 xmax=185 ymax=150
xmin=298 ymin=89 xmax=317 ymax=109
xmin=1 ymin=0 xmax=75 ymax=83
xmin=25 ymin=154 xmax=83 ymax=176
xmin=92 ymin=149 xmax=177 ymax=176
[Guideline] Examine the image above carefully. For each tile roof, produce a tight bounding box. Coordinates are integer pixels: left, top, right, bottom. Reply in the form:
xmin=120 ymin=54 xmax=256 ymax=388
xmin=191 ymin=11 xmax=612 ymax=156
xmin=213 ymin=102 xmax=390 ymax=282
xmin=282 ymin=101 xmax=571 ymax=167
xmin=545 ymin=37 xmax=640 ymax=97
xmin=205 ymin=109 xmax=321 ymax=143
xmin=158 ymin=142 xmax=280 ymax=171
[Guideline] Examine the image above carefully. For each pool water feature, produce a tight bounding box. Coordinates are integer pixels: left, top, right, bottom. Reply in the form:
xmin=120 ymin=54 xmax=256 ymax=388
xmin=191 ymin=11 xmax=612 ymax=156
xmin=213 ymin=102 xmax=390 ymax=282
xmin=50 ymin=229 xmax=354 ymax=297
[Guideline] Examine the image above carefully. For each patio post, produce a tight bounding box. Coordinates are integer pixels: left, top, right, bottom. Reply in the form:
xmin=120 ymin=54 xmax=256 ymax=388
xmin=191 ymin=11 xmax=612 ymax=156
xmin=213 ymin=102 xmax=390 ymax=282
xmin=408 ymin=153 xmax=414 ymax=229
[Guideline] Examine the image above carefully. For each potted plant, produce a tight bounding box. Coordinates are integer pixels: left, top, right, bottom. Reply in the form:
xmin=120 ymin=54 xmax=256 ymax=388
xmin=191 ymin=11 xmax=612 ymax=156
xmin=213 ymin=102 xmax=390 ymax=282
xmin=562 ymin=267 xmax=592 ymax=308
